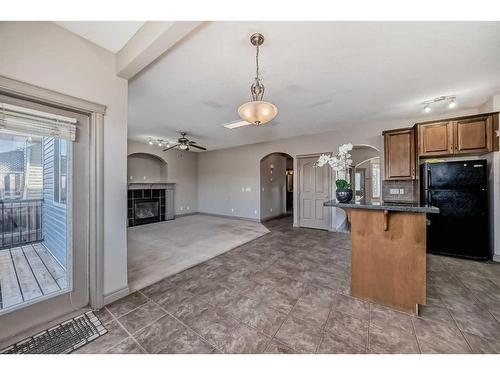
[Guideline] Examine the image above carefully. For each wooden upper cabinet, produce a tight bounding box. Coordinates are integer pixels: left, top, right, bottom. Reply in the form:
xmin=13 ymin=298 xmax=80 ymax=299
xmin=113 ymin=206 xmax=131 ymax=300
xmin=383 ymin=128 xmax=416 ymax=180
xmin=417 ymin=114 xmax=495 ymax=157
xmin=418 ymin=121 xmax=453 ymax=156
xmin=453 ymin=115 xmax=492 ymax=154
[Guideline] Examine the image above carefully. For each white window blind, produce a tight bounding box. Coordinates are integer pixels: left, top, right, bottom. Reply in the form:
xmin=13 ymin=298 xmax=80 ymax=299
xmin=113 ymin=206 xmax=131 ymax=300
xmin=0 ymin=102 xmax=77 ymax=141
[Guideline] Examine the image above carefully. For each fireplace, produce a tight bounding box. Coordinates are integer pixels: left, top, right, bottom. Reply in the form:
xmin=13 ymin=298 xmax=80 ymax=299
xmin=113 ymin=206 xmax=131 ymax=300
xmin=128 ymin=184 xmax=175 ymax=227
xmin=134 ymin=198 xmax=160 ymax=225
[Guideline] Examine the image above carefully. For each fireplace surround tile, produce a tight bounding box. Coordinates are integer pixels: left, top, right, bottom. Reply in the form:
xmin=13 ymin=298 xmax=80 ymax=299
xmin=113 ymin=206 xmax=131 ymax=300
xmin=128 ymin=188 xmax=172 ymax=227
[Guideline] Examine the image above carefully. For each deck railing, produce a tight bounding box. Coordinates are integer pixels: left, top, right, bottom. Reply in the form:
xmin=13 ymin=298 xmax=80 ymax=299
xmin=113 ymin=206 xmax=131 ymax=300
xmin=0 ymin=199 xmax=43 ymax=249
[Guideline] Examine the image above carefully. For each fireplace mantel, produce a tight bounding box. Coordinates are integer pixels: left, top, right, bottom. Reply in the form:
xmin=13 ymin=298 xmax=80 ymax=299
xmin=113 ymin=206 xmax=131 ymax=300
xmin=128 ymin=182 xmax=175 ymax=190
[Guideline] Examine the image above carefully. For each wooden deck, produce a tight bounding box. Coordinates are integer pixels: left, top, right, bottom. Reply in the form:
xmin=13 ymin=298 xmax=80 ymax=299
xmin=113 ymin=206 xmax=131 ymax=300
xmin=0 ymin=243 xmax=67 ymax=311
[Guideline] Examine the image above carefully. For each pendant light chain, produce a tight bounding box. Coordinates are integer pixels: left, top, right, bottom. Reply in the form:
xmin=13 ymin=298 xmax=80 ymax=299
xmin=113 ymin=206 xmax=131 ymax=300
xmin=255 ymin=43 xmax=260 ymax=82
xmin=251 ymin=41 xmax=265 ymax=101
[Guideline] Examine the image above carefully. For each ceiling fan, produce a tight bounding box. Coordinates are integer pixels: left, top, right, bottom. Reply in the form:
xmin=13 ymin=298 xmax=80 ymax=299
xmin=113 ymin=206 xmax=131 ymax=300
xmin=162 ymin=132 xmax=207 ymax=152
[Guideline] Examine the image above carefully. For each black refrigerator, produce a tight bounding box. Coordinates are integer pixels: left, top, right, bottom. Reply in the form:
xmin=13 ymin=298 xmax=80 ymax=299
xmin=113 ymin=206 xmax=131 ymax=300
xmin=421 ymin=160 xmax=490 ymax=260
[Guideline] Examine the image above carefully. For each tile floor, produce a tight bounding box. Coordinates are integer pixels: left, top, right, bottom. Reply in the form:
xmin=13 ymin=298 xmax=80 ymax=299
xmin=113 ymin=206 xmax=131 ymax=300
xmin=76 ymin=216 xmax=500 ymax=354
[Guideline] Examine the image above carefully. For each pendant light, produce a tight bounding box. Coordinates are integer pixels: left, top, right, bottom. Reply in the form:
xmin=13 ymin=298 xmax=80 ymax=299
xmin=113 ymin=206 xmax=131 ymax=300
xmin=238 ymin=33 xmax=278 ymax=125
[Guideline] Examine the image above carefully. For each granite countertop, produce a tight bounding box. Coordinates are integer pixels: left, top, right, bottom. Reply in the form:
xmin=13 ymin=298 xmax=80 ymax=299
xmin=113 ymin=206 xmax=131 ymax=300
xmin=323 ymin=199 xmax=439 ymax=214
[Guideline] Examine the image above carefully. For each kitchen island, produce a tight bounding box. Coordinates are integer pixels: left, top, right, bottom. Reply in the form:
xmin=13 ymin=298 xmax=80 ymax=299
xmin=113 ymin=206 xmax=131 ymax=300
xmin=324 ymin=200 xmax=439 ymax=314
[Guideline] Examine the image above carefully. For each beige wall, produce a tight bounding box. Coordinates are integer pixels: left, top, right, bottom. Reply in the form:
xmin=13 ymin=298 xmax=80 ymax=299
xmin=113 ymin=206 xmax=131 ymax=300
xmin=127 ymin=153 xmax=168 ymax=182
xmin=0 ymin=21 xmax=129 ymax=297
xmin=260 ymin=153 xmax=288 ymax=221
xmin=199 ymin=105 xmax=500 ymax=259
xmin=198 ymin=119 xmax=387 ymax=224
xmin=197 ymin=108 xmax=482 ymax=222
xmin=128 ymin=141 xmax=198 ymax=215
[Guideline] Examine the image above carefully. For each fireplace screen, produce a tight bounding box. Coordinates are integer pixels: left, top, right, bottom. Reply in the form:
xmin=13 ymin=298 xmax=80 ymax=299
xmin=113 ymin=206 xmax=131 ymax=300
xmin=135 ymin=200 xmax=159 ymax=220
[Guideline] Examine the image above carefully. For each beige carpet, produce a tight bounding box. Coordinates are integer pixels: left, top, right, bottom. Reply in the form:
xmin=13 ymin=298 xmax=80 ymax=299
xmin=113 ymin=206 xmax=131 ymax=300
xmin=127 ymin=214 xmax=270 ymax=292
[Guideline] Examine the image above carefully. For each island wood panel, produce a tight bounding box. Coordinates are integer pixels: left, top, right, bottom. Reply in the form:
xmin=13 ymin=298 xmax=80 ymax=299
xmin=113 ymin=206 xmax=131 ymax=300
xmin=349 ymin=209 xmax=426 ymax=314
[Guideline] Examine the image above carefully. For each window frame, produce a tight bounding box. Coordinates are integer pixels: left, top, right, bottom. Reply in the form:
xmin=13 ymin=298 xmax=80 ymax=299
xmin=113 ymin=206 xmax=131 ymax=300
xmin=53 ymin=138 xmax=68 ymax=206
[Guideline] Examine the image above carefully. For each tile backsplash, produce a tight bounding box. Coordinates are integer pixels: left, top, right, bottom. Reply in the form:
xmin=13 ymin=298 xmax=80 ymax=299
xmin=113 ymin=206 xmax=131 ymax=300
xmin=382 ymin=180 xmax=419 ymax=203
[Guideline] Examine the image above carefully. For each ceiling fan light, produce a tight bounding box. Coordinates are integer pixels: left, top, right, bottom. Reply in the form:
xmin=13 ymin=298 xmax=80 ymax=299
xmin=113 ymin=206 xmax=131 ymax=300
xmin=179 ymin=144 xmax=188 ymax=150
xmin=238 ymin=100 xmax=278 ymax=125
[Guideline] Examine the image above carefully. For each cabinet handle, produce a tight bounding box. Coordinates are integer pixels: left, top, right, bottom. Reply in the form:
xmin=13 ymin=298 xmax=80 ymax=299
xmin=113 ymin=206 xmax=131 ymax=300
xmin=412 ymin=167 xmax=415 ymax=179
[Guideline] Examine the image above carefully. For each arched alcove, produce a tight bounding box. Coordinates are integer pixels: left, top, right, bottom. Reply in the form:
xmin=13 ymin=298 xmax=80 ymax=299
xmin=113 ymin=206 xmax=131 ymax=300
xmin=127 ymin=152 xmax=168 ymax=182
xmin=259 ymin=152 xmax=294 ymax=222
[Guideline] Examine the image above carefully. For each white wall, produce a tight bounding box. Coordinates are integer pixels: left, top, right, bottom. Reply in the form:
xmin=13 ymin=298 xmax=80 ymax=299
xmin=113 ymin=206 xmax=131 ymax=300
xmin=260 ymin=153 xmax=288 ymax=221
xmin=0 ymin=22 xmax=129 ymax=297
xmin=128 ymin=141 xmax=198 ymax=215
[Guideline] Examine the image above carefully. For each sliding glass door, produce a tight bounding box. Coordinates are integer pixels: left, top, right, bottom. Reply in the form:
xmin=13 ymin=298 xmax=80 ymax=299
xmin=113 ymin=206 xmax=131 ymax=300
xmin=0 ymin=95 xmax=89 ymax=342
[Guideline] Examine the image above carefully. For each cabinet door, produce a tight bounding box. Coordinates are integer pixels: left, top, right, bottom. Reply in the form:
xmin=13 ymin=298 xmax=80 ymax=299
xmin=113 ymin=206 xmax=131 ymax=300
xmin=384 ymin=129 xmax=415 ymax=180
xmin=418 ymin=121 xmax=453 ymax=156
xmin=453 ymin=116 xmax=493 ymax=154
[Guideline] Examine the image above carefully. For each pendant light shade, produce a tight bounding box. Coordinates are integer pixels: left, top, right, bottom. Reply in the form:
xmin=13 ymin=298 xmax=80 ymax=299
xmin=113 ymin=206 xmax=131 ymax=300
xmin=238 ymin=100 xmax=278 ymax=125
xmin=238 ymin=33 xmax=278 ymax=125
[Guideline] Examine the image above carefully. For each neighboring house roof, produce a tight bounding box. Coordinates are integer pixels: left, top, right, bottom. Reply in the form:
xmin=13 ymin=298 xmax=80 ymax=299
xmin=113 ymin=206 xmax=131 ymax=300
xmin=0 ymin=149 xmax=25 ymax=173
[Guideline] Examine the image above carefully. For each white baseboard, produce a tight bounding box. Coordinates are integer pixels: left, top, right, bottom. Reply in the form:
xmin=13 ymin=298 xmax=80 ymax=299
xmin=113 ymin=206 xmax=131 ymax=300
xmin=260 ymin=213 xmax=291 ymax=223
xmin=103 ymin=286 xmax=130 ymax=306
xmin=493 ymin=254 xmax=500 ymax=263
xmin=197 ymin=212 xmax=260 ymax=223
xmin=175 ymin=212 xmax=198 ymax=218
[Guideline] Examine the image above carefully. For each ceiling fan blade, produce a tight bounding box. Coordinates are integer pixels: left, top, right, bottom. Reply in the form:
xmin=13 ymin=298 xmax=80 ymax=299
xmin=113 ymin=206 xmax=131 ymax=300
xmin=223 ymin=120 xmax=252 ymax=129
xmin=188 ymin=140 xmax=197 ymax=144
xmin=162 ymin=143 xmax=179 ymax=151
xmin=189 ymin=144 xmax=207 ymax=151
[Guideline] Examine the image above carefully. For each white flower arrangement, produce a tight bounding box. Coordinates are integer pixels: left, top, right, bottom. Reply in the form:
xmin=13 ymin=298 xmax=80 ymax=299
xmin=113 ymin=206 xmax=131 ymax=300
xmin=315 ymin=143 xmax=354 ymax=172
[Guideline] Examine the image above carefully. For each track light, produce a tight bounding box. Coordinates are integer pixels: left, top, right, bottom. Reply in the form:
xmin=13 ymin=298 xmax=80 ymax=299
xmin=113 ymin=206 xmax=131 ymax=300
xmin=148 ymin=139 xmax=154 ymax=145
xmin=422 ymin=95 xmax=457 ymax=113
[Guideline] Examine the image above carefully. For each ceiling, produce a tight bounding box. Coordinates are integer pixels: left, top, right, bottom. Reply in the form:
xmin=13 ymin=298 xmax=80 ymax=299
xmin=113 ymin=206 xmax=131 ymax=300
xmin=128 ymin=22 xmax=500 ymax=151
xmin=55 ymin=21 xmax=144 ymax=53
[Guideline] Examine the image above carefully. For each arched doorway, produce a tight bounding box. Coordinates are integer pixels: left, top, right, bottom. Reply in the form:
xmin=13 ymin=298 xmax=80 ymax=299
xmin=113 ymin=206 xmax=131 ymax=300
xmin=259 ymin=152 xmax=294 ymax=223
xmin=334 ymin=144 xmax=381 ymax=232
xmin=348 ymin=144 xmax=381 ymax=203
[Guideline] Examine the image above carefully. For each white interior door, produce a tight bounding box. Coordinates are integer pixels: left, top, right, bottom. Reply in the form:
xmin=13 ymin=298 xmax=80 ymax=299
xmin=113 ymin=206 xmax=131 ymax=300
xmin=298 ymin=157 xmax=331 ymax=230
xmin=0 ymin=95 xmax=89 ymax=343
